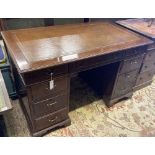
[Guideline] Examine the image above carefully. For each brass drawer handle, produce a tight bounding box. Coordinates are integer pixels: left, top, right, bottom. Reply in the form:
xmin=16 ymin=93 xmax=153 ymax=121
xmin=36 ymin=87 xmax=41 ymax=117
xmin=46 ymin=101 xmax=57 ymax=107
xmin=48 ymin=116 xmax=58 ymax=123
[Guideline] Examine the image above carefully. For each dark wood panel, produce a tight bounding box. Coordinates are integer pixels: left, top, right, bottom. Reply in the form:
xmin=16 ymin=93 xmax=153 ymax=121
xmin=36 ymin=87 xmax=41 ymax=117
xmin=34 ymin=108 xmax=69 ymax=132
xmin=69 ymin=51 xmax=123 ymax=73
xmin=144 ymin=49 xmax=155 ymax=62
xmin=141 ymin=50 xmax=155 ymax=72
xmin=23 ymin=64 xmax=68 ymax=85
xmin=124 ymin=46 xmax=146 ymax=57
xmin=116 ymin=19 xmax=155 ymax=90
xmin=112 ymin=70 xmax=138 ymax=99
xmin=148 ymin=43 xmax=155 ymax=50
xmin=119 ymin=55 xmax=144 ymax=74
xmin=32 ymin=93 xmax=69 ymax=118
xmin=135 ymin=69 xmax=155 ymax=86
xmin=28 ymin=75 xmax=69 ymax=102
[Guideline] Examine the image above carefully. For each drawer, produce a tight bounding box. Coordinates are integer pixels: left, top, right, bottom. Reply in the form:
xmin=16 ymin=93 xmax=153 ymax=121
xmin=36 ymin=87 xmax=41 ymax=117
xmin=119 ymin=55 xmax=144 ymax=74
xmin=34 ymin=108 xmax=68 ymax=132
xmin=33 ymin=93 xmax=69 ymax=118
xmin=148 ymin=43 xmax=155 ymax=50
xmin=23 ymin=64 xmax=68 ymax=85
xmin=141 ymin=50 xmax=155 ymax=72
xmin=112 ymin=70 xmax=138 ymax=98
xmin=125 ymin=46 xmax=146 ymax=57
xmin=69 ymin=51 xmax=123 ymax=73
xmin=144 ymin=49 xmax=155 ymax=62
xmin=136 ymin=70 xmax=155 ymax=86
xmin=28 ymin=75 xmax=69 ymax=102
xmin=141 ymin=61 xmax=155 ymax=73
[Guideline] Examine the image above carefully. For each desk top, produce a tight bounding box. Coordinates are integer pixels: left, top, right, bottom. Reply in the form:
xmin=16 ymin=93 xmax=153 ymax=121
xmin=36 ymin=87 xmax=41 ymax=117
xmin=116 ymin=19 xmax=155 ymax=40
xmin=0 ymin=71 xmax=12 ymax=114
xmin=1 ymin=22 xmax=152 ymax=73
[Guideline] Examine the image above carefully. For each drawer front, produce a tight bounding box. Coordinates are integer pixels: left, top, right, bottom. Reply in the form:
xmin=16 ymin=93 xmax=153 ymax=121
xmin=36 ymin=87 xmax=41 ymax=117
xmin=136 ymin=70 xmax=155 ymax=86
xmin=125 ymin=46 xmax=146 ymax=57
xmin=34 ymin=108 xmax=68 ymax=131
xmin=112 ymin=70 xmax=138 ymax=98
xmin=119 ymin=55 xmax=144 ymax=74
xmin=23 ymin=64 xmax=68 ymax=85
xmin=29 ymin=76 xmax=69 ymax=102
xmin=141 ymin=50 xmax=155 ymax=72
xmin=141 ymin=61 xmax=155 ymax=72
xmin=144 ymin=49 xmax=155 ymax=62
xmin=69 ymin=51 xmax=123 ymax=73
xmin=148 ymin=43 xmax=155 ymax=50
xmin=33 ymin=93 xmax=69 ymax=118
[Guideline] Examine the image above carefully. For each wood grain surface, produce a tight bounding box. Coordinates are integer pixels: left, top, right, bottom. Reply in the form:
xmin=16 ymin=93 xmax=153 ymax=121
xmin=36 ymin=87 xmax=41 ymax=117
xmin=1 ymin=22 xmax=152 ymax=73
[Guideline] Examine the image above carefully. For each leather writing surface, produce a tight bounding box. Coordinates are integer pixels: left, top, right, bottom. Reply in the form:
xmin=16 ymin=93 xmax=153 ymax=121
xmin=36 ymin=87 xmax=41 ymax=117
xmin=1 ymin=22 xmax=152 ymax=73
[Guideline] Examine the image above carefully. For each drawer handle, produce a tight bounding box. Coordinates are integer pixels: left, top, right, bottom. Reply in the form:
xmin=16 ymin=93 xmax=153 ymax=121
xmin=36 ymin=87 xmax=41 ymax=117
xmin=46 ymin=101 xmax=57 ymax=107
xmin=48 ymin=116 xmax=58 ymax=123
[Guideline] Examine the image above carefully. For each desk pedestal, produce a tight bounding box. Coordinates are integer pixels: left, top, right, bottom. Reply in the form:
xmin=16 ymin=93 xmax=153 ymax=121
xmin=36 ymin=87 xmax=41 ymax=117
xmin=11 ymin=46 xmax=150 ymax=136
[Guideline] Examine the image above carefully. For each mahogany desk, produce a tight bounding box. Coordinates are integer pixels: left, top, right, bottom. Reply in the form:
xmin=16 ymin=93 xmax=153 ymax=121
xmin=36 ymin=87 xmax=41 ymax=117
xmin=1 ymin=22 xmax=152 ymax=136
xmin=116 ymin=19 xmax=155 ymax=90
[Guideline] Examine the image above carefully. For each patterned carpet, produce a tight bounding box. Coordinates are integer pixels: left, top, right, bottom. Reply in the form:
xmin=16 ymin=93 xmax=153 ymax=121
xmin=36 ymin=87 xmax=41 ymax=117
xmin=3 ymin=76 xmax=155 ymax=137
xmin=0 ymin=85 xmax=5 ymax=110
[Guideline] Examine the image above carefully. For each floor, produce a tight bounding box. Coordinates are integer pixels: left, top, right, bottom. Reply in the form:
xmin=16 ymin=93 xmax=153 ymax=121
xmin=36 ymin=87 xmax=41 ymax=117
xmin=3 ymin=76 xmax=155 ymax=137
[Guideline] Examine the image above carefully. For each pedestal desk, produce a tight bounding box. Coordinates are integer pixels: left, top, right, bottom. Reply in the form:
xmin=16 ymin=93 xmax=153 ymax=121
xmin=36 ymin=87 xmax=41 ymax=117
xmin=1 ymin=22 xmax=152 ymax=136
xmin=116 ymin=19 xmax=155 ymax=90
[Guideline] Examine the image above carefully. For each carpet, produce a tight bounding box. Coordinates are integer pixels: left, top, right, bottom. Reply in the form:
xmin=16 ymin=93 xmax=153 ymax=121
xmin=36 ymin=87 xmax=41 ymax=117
xmin=3 ymin=76 xmax=155 ymax=137
xmin=0 ymin=84 xmax=5 ymax=111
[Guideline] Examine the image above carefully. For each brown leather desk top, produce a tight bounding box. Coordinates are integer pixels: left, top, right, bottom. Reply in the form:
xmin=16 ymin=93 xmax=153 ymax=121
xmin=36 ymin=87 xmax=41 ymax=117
xmin=116 ymin=19 xmax=155 ymax=40
xmin=1 ymin=22 xmax=152 ymax=73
